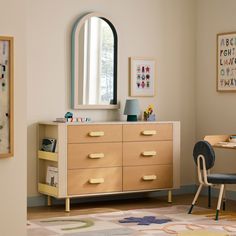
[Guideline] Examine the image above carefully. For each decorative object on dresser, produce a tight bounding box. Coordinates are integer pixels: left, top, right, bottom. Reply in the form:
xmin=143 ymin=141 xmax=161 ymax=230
xmin=129 ymin=57 xmax=156 ymax=97
xmin=124 ymin=99 xmax=140 ymax=121
xmin=37 ymin=121 xmax=180 ymax=212
xmin=0 ymin=36 xmax=14 ymax=158
xmin=144 ymin=104 xmax=156 ymax=121
xmin=55 ymin=111 xmax=92 ymax=123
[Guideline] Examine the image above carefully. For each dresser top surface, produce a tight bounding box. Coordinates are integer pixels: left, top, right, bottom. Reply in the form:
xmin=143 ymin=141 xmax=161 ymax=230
xmin=38 ymin=121 xmax=180 ymax=126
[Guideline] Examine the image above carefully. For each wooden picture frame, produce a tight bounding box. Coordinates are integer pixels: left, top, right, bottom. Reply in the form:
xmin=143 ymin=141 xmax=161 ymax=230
xmin=129 ymin=57 xmax=156 ymax=97
xmin=0 ymin=36 xmax=14 ymax=158
xmin=217 ymin=31 xmax=236 ymax=92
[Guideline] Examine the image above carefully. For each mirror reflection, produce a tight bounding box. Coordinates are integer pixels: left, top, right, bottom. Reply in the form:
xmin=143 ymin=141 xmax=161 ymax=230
xmin=79 ymin=17 xmax=114 ymax=105
xmin=71 ymin=13 xmax=118 ymax=109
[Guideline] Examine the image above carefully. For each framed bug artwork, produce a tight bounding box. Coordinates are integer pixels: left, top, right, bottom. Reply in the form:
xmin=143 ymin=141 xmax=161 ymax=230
xmin=129 ymin=57 xmax=156 ymax=97
xmin=0 ymin=36 xmax=14 ymax=158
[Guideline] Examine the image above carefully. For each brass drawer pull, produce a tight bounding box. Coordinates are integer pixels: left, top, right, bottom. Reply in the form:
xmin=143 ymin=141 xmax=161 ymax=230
xmin=142 ymin=151 xmax=157 ymax=157
xmin=89 ymin=178 xmax=104 ymax=184
xmin=88 ymin=131 xmax=105 ymax=137
xmin=88 ymin=153 xmax=104 ymax=159
xmin=141 ymin=130 xmax=156 ymax=136
xmin=142 ymin=175 xmax=157 ymax=181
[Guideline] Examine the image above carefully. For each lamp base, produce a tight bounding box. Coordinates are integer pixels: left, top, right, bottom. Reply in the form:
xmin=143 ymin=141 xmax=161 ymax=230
xmin=127 ymin=115 xmax=138 ymax=122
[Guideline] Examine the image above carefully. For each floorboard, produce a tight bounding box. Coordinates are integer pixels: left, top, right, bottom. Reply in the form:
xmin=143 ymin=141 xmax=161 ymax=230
xmin=28 ymin=194 xmax=236 ymax=220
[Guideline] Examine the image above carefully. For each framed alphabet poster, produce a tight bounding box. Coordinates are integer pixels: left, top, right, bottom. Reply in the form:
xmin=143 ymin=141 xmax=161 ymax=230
xmin=129 ymin=57 xmax=156 ymax=97
xmin=217 ymin=32 xmax=236 ymax=91
xmin=0 ymin=36 xmax=14 ymax=158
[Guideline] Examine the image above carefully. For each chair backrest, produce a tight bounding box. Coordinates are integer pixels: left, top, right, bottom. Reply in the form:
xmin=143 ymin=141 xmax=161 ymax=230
xmin=193 ymin=141 xmax=215 ymax=170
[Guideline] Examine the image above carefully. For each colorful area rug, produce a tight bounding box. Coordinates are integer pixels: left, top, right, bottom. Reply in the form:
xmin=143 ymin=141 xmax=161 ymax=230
xmin=27 ymin=205 xmax=236 ymax=235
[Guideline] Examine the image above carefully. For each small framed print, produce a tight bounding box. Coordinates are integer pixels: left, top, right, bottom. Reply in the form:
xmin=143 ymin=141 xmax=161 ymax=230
xmin=129 ymin=57 xmax=156 ymax=97
xmin=217 ymin=32 xmax=236 ymax=91
xmin=0 ymin=36 xmax=14 ymax=158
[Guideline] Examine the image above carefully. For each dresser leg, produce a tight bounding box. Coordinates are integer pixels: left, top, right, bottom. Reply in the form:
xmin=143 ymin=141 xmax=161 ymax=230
xmin=65 ymin=197 xmax=70 ymax=212
xmin=47 ymin=196 xmax=52 ymax=206
xmin=168 ymin=190 xmax=172 ymax=203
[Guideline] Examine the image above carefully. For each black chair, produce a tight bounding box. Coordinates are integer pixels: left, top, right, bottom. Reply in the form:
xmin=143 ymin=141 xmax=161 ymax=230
xmin=188 ymin=140 xmax=236 ymax=220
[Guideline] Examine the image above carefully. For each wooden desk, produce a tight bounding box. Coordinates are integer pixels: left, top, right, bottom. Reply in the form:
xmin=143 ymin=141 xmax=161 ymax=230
xmin=204 ymin=135 xmax=236 ymax=149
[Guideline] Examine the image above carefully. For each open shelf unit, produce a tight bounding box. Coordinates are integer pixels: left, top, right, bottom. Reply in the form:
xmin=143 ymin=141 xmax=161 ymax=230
xmin=37 ymin=123 xmax=67 ymax=199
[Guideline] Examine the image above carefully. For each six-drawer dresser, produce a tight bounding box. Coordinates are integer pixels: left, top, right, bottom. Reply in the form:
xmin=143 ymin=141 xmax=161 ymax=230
xmin=37 ymin=121 xmax=180 ymax=212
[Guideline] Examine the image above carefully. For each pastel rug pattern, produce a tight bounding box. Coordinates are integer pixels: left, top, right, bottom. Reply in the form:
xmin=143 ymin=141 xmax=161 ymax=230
xmin=27 ymin=205 xmax=236 ymax=235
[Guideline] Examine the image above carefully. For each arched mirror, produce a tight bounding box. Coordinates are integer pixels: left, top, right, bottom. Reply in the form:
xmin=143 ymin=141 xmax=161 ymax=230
xmin=71 ymin=12 xmax=118 ymax=109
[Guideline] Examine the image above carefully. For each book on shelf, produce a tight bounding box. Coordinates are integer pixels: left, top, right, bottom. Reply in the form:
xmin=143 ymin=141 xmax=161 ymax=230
xmin=55 ymin=118 xmax=67 ymax=123
xmin=41 ymin=138 xmax=57 ymax=152
xmin=46 ymin=166 xmax=58 ymax=187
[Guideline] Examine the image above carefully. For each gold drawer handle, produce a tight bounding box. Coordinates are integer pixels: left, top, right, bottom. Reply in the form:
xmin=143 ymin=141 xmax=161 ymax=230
xmin=142 ymin=130 xmax=156 ymax=136
xmin=88 ymin=131 xmax=104 ymax=137
xmin=89 ymin=178 xmax=104 ymax=184
xmin=142 ymin=175 xmax=157 ymax=181
xmin=142 ymin=151 xmax=157 ymax=157
xmin=88 ymin=153 xmax=104 ymax=159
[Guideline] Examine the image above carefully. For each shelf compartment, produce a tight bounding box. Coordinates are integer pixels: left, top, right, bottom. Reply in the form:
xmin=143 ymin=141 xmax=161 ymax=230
xmin=38 ymin=150 xmax=58 ymax=162
xmin=38 ymin=183 xmax=58 ymax=197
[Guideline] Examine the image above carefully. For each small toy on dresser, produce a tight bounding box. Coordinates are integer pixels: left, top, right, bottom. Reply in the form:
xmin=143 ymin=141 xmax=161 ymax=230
xmin=144 ymin=104 xmax=156 ymax=121
xmin=55 ymin=112 xmax=91 ymax=123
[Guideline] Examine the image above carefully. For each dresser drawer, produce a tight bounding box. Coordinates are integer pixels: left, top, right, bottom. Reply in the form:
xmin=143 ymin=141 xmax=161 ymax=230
xmin=123 ymin=141 xmax=173 ymax=166
xmin=68 ymin=143 xmax=122 ymax=169
xmin=123 ymin=124 xmax=172 ymax=142
xmin=68 ymin=167 xmax=122 ymax=195
xmin=67 ymin=125 xmax=122 ymax=143
xmin=123 ymin=165 xmax=173 ymax=191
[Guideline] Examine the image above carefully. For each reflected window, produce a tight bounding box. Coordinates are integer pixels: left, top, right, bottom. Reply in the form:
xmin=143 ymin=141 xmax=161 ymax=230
xmin=82 ymin=17 xmax=114 ymax=105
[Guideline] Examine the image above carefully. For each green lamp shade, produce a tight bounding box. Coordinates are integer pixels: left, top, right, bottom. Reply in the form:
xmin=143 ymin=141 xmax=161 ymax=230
xmin=124 ymin=99 xmax=140 ymax=122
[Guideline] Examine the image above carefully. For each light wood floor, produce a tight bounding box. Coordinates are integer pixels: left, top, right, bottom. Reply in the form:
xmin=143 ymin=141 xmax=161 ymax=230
xmin=27 ymin=194 xmax=236 ymax=220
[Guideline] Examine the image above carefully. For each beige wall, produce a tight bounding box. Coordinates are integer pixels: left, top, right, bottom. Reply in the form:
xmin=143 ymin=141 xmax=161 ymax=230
xmin=0 ymin=0 xmax=27 ymax=235
xmin=27 ymin=0 xmax=196 ymax=197
xmin=4 ymin=0 xmax=236 ymax=233
xmin=196 ymin=0 xmax=236 ymax=191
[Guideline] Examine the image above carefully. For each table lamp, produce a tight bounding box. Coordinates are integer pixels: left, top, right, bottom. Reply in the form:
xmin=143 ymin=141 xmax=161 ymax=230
xmin=124 ymin=99 xmax=140 ymax=121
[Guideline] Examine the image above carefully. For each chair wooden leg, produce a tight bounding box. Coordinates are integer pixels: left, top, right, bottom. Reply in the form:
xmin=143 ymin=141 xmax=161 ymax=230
xmin=223 ymin=199 xmax=226 ymax=211
xmin=223 ymin=187 xmax=226 ymax=211
xmin=215 ymin=184 xmax=224 ymax=220
xmin=208 ymin=186 xmax=211 ymax=208
xmin=188 ymin=184 xmax=203 ymax=214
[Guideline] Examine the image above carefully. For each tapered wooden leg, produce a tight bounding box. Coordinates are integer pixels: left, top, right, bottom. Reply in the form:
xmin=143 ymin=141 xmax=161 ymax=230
xmin=188 ymin=184 xmax=203 ymax=214
xmin=47 ymin=196 xmax=52 ymax=206
xmin=215 ymin=184 xmax=224 ymax=220
xmin=208 ymin=186 xmax=211 ymax=208
xmin=223 ymin=186 xmax=226 ymax=211
xmin=168 ymin=190 xmax=172 ymax=203
xmin=65 ymin=197 xmax=70 ymax=212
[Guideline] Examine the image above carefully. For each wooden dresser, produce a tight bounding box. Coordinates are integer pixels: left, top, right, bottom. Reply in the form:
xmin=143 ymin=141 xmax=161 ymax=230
xmin=37 ymin=121 xmax=180 ymax=212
